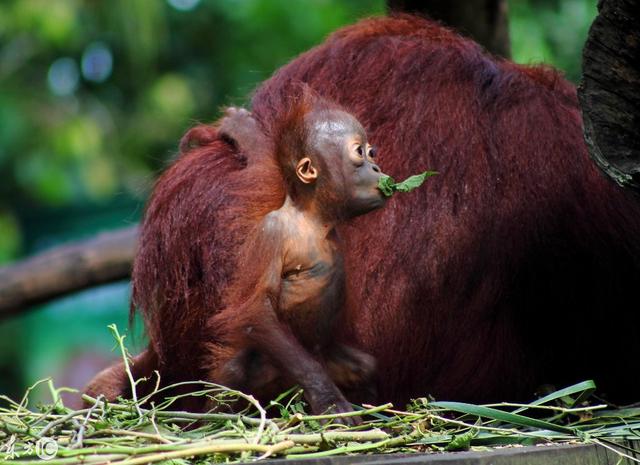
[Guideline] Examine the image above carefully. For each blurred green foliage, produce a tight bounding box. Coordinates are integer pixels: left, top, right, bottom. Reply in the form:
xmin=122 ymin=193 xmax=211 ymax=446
xmin=0 ymin=0 xmax=597 ymax=398
xmin=0 ymin=0 xmax=385 ymax=261
xmin=510 ymin=0 xmax=597 ymax=81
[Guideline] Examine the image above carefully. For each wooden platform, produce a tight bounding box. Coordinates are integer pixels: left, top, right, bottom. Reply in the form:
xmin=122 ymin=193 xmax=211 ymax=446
xmin=257 ymin=442 xmax=640 ymax=465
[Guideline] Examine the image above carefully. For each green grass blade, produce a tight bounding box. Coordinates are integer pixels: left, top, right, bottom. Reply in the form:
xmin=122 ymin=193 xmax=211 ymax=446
xmin=512 ymin=380 xmax=597 ymax=414
xmin=431 ymin=401 xmax=575 ymax=434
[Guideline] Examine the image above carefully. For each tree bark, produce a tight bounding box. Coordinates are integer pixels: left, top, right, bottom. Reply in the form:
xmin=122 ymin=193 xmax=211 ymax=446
xmin=387 ymin=0 xmax=511 ymax=58
xmin=578 ymin=0 xmax=640 ymax=190
xmin=0 ymin=226 xmax=139 ymax=320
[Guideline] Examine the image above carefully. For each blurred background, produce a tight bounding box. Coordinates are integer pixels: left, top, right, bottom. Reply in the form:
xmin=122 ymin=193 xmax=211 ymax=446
xmin=0 ymin=0 xmax=597 ymax=401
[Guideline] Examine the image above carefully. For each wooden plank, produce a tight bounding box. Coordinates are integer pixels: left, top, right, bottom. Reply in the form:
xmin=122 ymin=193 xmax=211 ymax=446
xmin=254 ymin=442 xmax=639 ymax=465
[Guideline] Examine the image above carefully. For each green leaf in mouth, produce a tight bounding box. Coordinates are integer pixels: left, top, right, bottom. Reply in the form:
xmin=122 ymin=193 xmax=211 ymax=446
xmin=378 ymin=171 xmax=438 ymax=197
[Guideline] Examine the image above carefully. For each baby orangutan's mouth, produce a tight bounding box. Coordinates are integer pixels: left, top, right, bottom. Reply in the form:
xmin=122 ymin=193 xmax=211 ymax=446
xmin=369 ymin=188 xmax=387 ymax=209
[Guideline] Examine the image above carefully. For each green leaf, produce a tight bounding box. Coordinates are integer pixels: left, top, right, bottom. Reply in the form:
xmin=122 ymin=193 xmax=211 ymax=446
xmin=594 ymin=407 xmax=640 ymax=420
xmin=431 ymin=401 xmax=575 ymax=434
xmin=394 ymin=171 xmax=438 ymax=193
xmin=445 ymin=429 xmax=477 ymax=451
xmin=509 ymin=380 xmax=596 ymax=416
xmin=377 ymin=171 xmax=438 ymax=197
xmin=378 ymin=175 xmax=396 ymax=197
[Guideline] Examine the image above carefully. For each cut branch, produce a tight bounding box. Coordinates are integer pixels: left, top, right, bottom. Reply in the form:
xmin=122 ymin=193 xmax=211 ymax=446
xmin=0 ymin=226 xmax=139 ymax=320
xmin=578 ymin=0 xmax=640 ymax=190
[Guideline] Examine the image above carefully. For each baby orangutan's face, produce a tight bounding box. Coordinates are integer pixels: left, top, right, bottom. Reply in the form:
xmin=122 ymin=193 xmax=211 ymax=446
xmin=305 ymin=110 xmax=387 ymax=217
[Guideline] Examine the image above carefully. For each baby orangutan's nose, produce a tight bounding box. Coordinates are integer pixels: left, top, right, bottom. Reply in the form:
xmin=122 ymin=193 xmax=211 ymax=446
xmin=371 ymin=163 xmax=388 ymax=182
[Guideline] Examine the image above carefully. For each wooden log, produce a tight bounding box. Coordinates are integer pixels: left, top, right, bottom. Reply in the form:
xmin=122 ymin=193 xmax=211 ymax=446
xmin=0 ymin=226 xmax=139 ymax=319
xmin=578 ymin=0 xmax=640 ymax=190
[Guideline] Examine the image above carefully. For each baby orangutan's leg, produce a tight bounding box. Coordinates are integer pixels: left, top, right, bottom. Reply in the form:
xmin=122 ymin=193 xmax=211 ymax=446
xmin=325 ymin=344 xmax=377 ymax=404
xmin=326 ymin=344 xmax=376 ymax=387
xmin=212 ymin=348 xmax=281 ymax=396
xmin=210 ymin=307 xmax=361 ymax=424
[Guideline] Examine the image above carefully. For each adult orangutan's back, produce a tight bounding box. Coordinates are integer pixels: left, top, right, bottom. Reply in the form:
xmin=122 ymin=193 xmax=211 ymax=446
xmin=131 ymin=15 xmax=640 ymax=405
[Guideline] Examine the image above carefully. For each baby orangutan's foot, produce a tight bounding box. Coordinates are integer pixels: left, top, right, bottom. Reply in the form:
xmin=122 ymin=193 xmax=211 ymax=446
xmin=326 ymin=344 xmax=376 ymax=389
xmin=310 ymin=392 xmax=361 ymax=427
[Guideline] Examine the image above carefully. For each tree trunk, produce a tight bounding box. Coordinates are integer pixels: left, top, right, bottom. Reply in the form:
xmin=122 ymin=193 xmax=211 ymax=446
xmin=387 ymin=0 xmax=511 ymax=58
xmin=578 ymin=0 xmax=640 ymax=190
xmin=0 ymin=226 xmax=139 ymax=320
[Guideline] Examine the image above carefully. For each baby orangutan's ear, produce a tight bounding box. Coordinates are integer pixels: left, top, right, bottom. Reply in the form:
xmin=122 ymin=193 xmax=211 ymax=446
xmin=296 ymin=157 xmax=318 ymax=184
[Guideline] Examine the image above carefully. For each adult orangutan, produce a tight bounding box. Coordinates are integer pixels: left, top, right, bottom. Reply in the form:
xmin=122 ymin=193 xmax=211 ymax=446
xmin=87 ymin=15 xmax=640 ymax=408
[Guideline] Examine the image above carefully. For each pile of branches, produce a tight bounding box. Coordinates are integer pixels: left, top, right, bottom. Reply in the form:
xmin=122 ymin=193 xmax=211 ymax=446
xmin=1 ymin=327 xmax=639 ymax=464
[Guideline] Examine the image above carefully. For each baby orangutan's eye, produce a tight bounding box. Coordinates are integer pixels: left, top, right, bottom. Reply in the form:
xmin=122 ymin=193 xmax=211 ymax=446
xmin=355 ymin=145 xmax=364 ymax=157
xmin=368 ymin=146 xmax=377 ymax=158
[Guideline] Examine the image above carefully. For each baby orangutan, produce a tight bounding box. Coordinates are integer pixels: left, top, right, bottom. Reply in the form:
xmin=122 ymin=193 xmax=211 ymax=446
xmin=210 ymin=95 xmax=387 ymax=423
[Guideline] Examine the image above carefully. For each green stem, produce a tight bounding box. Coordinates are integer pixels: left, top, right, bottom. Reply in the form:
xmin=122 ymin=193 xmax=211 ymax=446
xmin=81 ymin=394 xmax=264 ymax=425
xmin=298 ymin=403 xmax=393 ymax=422
xmin=275 ymin=429 xmax=389 ymax=444
xmin=106 ymin=440 xmax=295 ymax=465
xmin=38 ymin=409 xmax=92 ymax=438
xmin=8 ymin=454 xmax=127 ymax=465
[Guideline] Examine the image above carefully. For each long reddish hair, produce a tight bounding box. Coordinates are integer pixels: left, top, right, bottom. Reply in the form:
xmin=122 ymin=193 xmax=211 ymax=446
xmin=131 ymin=14 xmax=640 ymax=404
